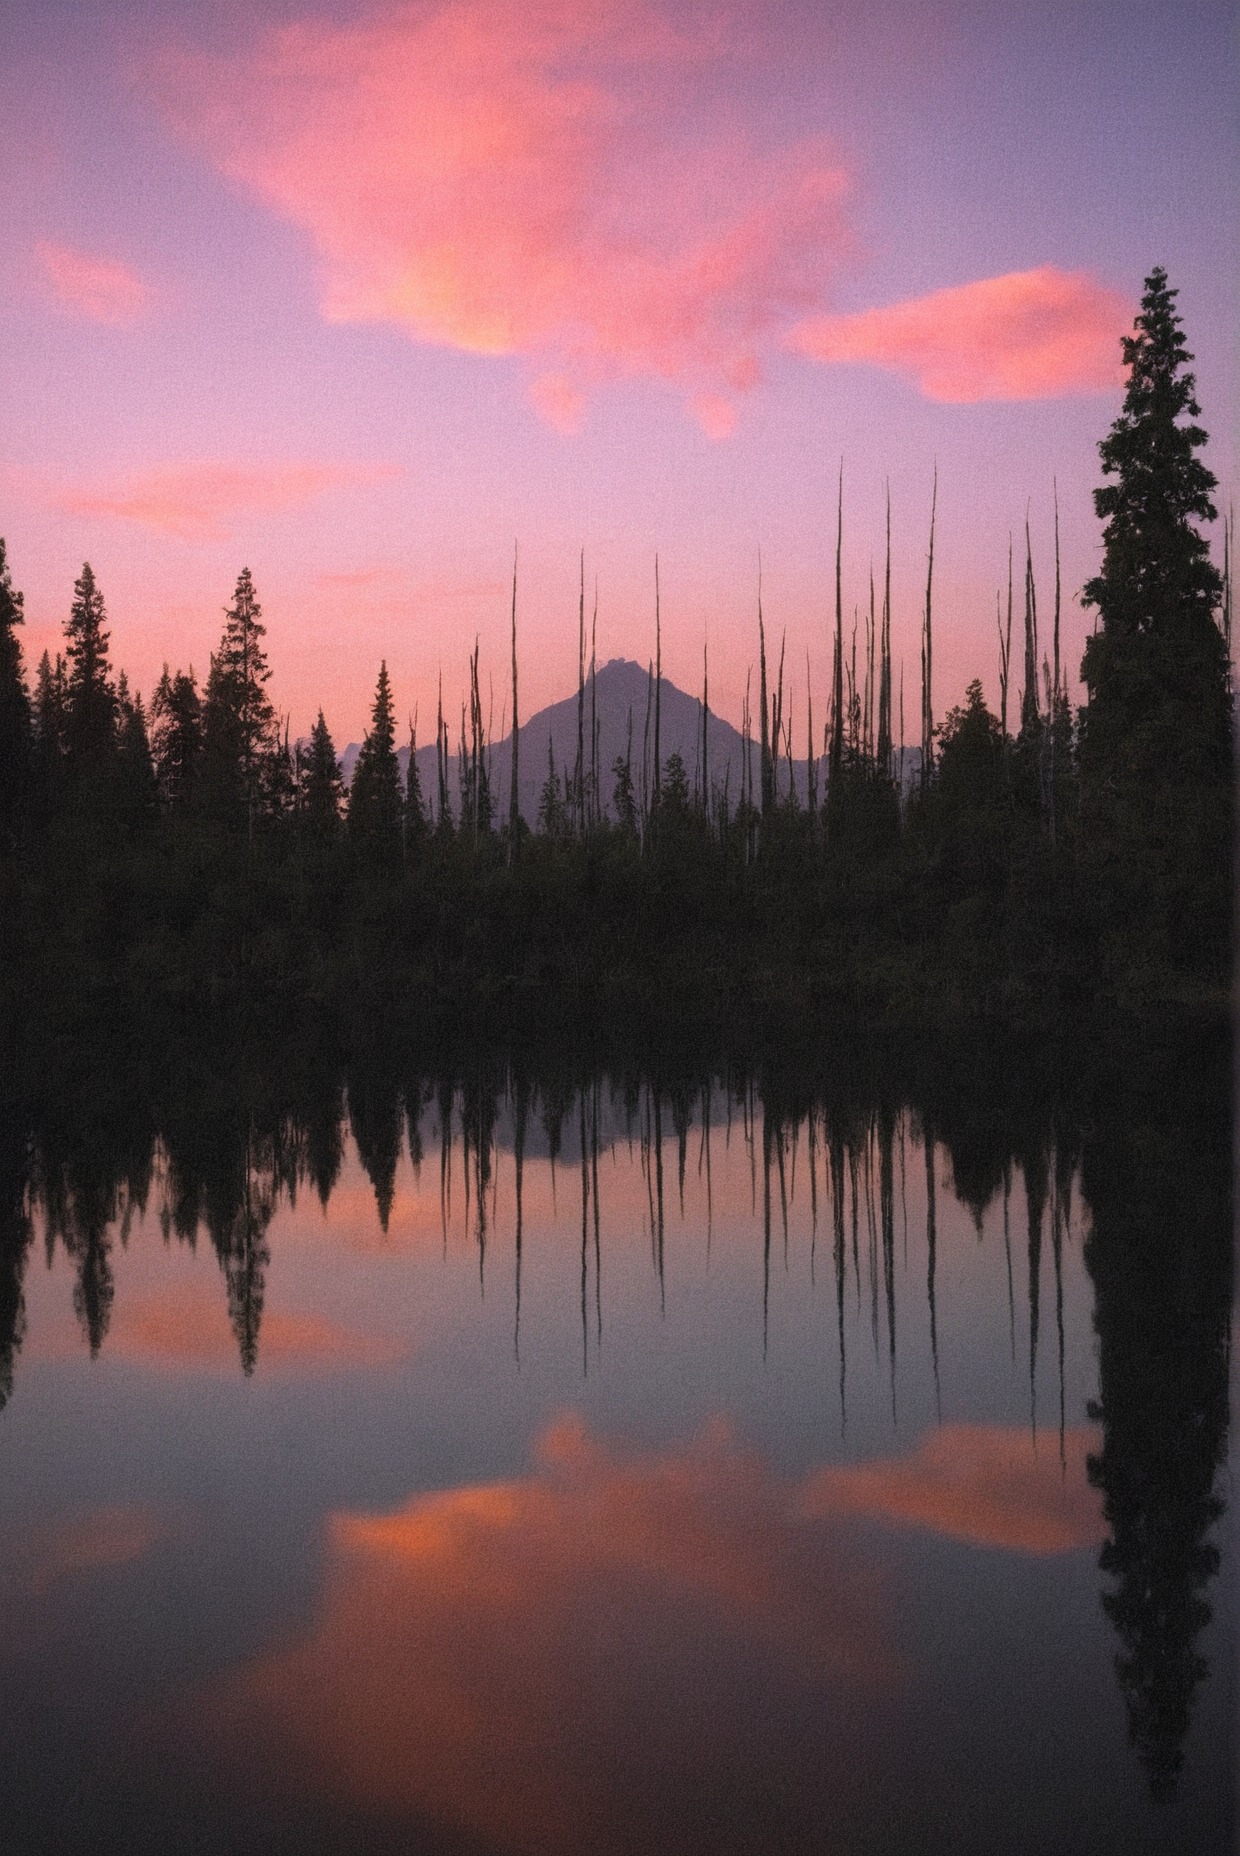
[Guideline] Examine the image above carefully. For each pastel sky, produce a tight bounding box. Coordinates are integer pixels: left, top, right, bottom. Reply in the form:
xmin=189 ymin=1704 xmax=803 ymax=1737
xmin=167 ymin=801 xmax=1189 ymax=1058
xmin=1 ymin=0 xmax=1235 ymax=742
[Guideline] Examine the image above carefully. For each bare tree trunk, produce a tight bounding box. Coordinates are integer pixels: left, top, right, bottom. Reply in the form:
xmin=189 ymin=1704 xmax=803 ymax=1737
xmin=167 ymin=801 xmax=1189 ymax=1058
xmin=921 ymin=467 xmax=937 ymax=789
xmin=830 ymin=464 xmax=844 ymax=793
xmin=509 ymin=545 xmax=519 ymax=856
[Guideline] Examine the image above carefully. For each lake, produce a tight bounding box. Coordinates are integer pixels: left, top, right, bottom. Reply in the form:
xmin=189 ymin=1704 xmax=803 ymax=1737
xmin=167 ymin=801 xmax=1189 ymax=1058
xmin=0 ymin=1037 xmax=1231 ymax=1854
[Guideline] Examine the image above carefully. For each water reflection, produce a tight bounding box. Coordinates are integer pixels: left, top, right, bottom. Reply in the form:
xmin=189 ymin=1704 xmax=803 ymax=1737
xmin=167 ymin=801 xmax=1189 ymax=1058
xmin=0 ymin=1034 xmax=1231 ymax=1837
xmin=198 ymin=1418 xmax=897 ymax=1856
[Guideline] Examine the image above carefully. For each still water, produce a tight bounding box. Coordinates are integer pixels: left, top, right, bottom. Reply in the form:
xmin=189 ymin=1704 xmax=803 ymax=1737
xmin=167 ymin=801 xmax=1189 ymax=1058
xmin=0 ymin=1053 xmax=1231 ymax=1854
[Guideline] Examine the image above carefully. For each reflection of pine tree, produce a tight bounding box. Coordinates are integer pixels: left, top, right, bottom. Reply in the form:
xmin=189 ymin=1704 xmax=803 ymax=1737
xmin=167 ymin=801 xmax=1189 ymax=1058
xmin=1083 ymin=1047 xmax=1232 ymax=1795
xmin=0 ymin=1114 xmax=32 ymax=1410
xmin=348 ymin=1066 xmax=403 ymax=1232
xmin=225 ymin=1225 xmax=269 ymax=1380
xmin=199 ymin=1125 xmax=280 ymax=1378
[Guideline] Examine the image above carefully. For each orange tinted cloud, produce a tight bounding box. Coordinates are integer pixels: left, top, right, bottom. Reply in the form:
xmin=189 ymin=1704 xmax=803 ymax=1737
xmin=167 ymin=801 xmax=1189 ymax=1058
xmin=57 ymin=459 xmax=402 ymax=540
xmin=802 ymin=1423 xmax=1104 ymax=1554
xmin=153 ymin=1 xmax=850 ymax=428
xmin=35 ymin=239 xmax=154 ymax=325
xmin=110 ymin=1281 xmax=406 ymax=1374
xmin=788 ymin=267 xmax=1128 ymax=401
xmin=195 ymin=1416 xmax=895 ymax=1853
xmin=4 ymin=1504 xmax=173 ymax=1595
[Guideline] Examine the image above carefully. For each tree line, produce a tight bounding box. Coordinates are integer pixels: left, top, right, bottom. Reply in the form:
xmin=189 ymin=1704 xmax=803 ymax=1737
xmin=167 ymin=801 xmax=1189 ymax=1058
xmin=0 ymin=270 xmax=1231 ymax=1033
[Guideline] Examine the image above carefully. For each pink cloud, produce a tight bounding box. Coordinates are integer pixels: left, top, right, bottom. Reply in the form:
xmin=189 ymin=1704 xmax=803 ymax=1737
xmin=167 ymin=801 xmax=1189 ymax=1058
xmin=802 ymin=1423 xmax=1104 ymax=1555
xmin=529 ymin=373 xmax=585 ymax=434
xmin=35 ymin=239 xmax=154 ymax=326
xmin=150 ymin=1 xmax=851 ymax=426
xmin=110 ymin=1281 xmax=408 ymax=1373
xmin=57 ymin=459 xmax=402 ymax=540
xmin=3 ymin=1504 xmax=176 ymax=1595
xmin=787 ymin=266 xmax=1129 ymax=402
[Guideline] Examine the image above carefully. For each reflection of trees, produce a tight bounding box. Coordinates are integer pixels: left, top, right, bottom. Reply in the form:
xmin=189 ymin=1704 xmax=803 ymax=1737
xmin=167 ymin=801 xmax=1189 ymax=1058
xmin=32 ymin=1089 xmax=155 ymax=1359
xmin=348 ymin=1064 xmax=402 ymax=1232
xmin=0 ymin=1112 xmax=32 ymax=1408
xmin=1082 ymin=1047 xmax=1232 ymax=1796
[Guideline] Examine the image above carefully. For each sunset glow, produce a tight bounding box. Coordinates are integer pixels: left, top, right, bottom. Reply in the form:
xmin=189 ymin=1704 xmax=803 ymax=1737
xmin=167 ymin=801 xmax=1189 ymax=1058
xmin=2 ymin=0 xmax=1233 ymax=741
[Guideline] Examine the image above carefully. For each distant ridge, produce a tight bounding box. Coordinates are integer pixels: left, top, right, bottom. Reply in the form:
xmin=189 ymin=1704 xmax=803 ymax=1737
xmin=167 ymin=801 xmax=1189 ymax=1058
xmin=341 ymin=656 xmax=919 ymax=823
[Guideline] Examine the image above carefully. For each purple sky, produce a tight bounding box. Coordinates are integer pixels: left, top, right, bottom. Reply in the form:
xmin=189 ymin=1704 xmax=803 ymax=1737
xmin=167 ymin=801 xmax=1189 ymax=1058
xmin=1 ymin=0 xmax=1235 ymax=742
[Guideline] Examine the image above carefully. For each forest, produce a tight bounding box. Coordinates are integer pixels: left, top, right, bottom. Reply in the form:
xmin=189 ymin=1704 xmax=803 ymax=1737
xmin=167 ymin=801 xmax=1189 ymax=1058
xmin=0 ymin=270 xmax=1231 ymax=1051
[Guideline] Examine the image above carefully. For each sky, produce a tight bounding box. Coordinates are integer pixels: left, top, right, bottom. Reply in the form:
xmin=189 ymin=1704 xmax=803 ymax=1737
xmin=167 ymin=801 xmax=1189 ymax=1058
xmin=1 ymin=0 xmax=1235 ymax=744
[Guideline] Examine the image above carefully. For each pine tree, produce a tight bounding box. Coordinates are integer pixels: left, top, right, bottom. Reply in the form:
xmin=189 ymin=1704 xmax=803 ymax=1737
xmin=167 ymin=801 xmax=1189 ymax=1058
xmin=115 ymin=678 xmax=157 ymax=831
xmin=347 ymin=663 xmax=403 ymax=861
xmin=30 ymin=651 xmax=66 ymax=821
xmin=300 ymin=710 xmax=344 ymax=839
xmin=150 ymin=666 xmax=203 ymax=812
xmin=1084 ymin=269 xmax=1224 ymax=644
xmin=0 ymin=539 xmax=31 ymax=851
xmin=1079 ymin=268 xmax=1232 ymax=973
xmin=202 ymin=568 xmax=279 ymax=834
xmin=63 ymin=562 xmax=116 ymax=776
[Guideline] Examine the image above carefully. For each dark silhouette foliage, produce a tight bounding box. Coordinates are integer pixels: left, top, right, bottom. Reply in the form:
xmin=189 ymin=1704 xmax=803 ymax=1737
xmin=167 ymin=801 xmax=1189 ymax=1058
xmin=150 ymin=666 xmax=203 ymax=812
xmin=63 ymin=562 xmax=116 ymax=778
xmin=0 ymin=539 xmax=30 ymax=852
xmin=300 ymin=709 xmax=345 ymax=840
xmin=201 ymin=567 xmax=281 ymax=831
xmin=1079 ymin=269 xmax=1232 ymax=974
xmin=347 ymin=662 xmax=403 ymax=860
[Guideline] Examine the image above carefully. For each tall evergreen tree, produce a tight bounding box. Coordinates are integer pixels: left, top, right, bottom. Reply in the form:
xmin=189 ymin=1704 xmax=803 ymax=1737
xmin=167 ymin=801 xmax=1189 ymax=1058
xmin=1079 ymin=268 xmax=1232 ymax=972
xmin=29 ymin=651 xmax=67 ymax=822
xmin=0 ymin=539 xmax=31 ymax=852
xmin=347 ymin=663 xmax=403 ymax=860
xmin=114 ymin=678 xmax=158 ymax=832
xmin=150 ymin=666 xmax=203 ymax=812
xmin=300 ymin=710 xmax=344 ymax=839
xmin=63 ymin=562 xmax=116 ymax=777
xmin=202 ymin=568 xmax=279 ymax=834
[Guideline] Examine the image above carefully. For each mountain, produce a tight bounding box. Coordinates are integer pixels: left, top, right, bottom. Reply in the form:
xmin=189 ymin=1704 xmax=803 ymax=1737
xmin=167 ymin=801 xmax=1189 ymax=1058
xmin=340 ymin=656 xmax=919 ymax=824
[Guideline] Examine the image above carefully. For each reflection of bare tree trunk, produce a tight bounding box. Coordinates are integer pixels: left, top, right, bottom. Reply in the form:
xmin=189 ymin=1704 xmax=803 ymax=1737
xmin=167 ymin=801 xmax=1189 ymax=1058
xmin=591 ymin=1083 xmax=601 ymax=1348
xmin=1002 ymin=1162 xmax=1015 ymax=1362
xmin=762 ymin=1113 xmax=772 ymax=1361
xmin=512 ymin=1077 xmax=526 ymax=1364
xmin=1024 ymin=1149 xmax=1046 ymax=1439
xmin=925 ymin=1124 xmax=939 ymax=1420
xmin=879 ymin=1107 xmax=896 ymax=1424
xmin=831 ymin=1131 xmax=846 ymax=1433
xmin=653 ymin=1091 xmax=665 ymax=1316
xmin=579 ymin=1095 xmax=589 ymax=1377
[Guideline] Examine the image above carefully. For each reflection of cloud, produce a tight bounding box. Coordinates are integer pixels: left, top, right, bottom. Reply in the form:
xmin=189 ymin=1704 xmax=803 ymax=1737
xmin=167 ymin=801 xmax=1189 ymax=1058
xmin=152 ymin=1 xmax=850 ymax=427
xmin=56 ymin=459 xmax=402 ymax=540
xmin=788 ymin=267 xmax=1128 ymax=402
xmin=197 ymin=1417 xmax=894 ymax=1853
xmin=35 ymin=239 xmax=154 ymax=325
xmin=802 ymin=1424 xmax=1104 ymax=1554
xmin=110 ymin=1281 xmax=406 ymax=1374
xmin=4 ymin=1505 xmax=172 ymax=1595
